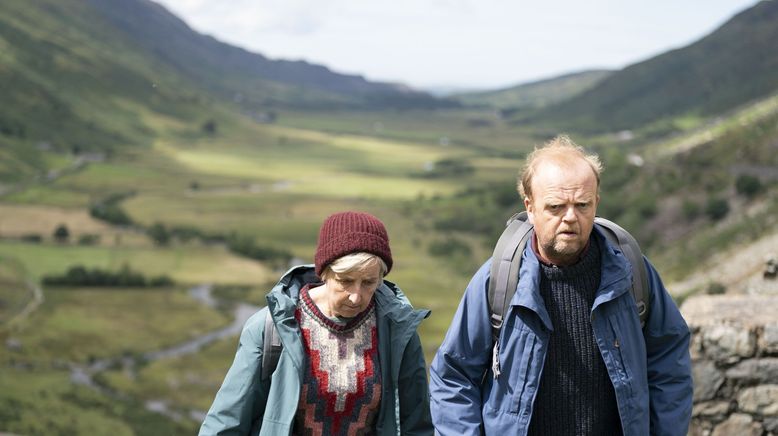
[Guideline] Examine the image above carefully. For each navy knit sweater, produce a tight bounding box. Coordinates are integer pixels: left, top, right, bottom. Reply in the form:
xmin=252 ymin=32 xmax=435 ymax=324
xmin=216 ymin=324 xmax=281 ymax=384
xmin=528 ymin=238 xmax=623 ymax=436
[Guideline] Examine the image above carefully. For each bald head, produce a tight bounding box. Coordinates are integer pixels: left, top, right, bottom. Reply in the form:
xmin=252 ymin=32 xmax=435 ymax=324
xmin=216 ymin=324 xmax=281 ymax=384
xmin=518 ymin=135 xmax=603 ymax=201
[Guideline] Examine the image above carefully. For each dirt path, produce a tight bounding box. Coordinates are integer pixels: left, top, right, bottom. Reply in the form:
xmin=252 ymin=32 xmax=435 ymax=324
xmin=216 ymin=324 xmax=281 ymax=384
xmin=6 ymin=280 xmax=44 ymax=327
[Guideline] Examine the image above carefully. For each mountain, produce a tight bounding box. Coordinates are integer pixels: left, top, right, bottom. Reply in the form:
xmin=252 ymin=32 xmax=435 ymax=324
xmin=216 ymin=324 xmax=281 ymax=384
xmin=527 ymin=0 xmax=778 ymax=133
xmin=453 ymin=70 xmax=612 ymax=111
xmin=85 ymin=0 xmax=449 ymax=110
xmin=0 ymin=0 xmax=451 ymax=157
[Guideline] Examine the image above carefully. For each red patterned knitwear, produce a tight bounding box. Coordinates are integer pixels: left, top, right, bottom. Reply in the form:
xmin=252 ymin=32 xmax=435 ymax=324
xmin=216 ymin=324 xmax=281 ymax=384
xmin=293 ymin=285 xmax=382 ymax=436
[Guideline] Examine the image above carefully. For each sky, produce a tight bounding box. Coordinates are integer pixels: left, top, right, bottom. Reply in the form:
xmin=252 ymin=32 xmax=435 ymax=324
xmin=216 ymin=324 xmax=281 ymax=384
xmin=153 ymin=0 xmax=760 ymax=91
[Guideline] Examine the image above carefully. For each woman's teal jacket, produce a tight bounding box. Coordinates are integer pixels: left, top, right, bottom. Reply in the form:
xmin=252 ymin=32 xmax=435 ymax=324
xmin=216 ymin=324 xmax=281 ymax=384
xmin=199 ymin=265 xmax=433 ymax=435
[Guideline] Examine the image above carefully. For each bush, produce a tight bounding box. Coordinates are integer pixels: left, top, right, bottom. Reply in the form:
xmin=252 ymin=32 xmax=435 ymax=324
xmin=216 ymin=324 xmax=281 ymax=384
xmin=226 ymin=233 xmax=293 ymax=267
xmin=705 ymin=197 xmax=730 ymax=221
xmin=146 ymin=222 xmax=170 ymax=246
xmin=89 ymin=192 xmax=135 ymax=226
xmin=202 ymin=119 xmax=217 ymax=134
xmin=77 ymin=234 xmax=101 ymax=245
xmin=20 ymin=233 xmax=42 ymax=243
xmin=42 ymin=264 xmax=175 ymax=288
xmin=53 ymin=224 xmax=70 ymax=243
xmin=734 ymin=174 xmax=763 ymax=198
xmin=706 ymin=282 xmax=726 ymax=295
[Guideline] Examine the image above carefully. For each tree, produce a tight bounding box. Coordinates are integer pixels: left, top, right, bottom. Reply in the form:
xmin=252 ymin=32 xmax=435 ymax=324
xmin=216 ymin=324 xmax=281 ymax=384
xmin=147 ymin=222 xmax=170 ymax=246
xmin=735 ymin=174 xmax=763 ymax=198
xmin=705 ymin=197 xmax=730 ymax=221
xmin=53 ymin=224 xmax=70 ymax=243
xmin=202 ymin=119 xmax=218 ymax=135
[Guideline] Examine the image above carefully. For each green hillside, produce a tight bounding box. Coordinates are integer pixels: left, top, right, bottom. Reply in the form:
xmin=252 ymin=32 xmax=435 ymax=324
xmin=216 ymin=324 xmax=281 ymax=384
xmin=528 ymin=0 xmax=778 ymax=133
xmin=454 ymin=70 xmax=612 ymax=110
xmin=85 ymin=0 xmax=451 ymax=110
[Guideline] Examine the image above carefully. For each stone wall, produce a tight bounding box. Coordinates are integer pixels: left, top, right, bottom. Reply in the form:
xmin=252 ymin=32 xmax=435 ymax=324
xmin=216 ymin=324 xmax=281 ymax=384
xmin=681 ymin=294 xmax=778 ymax=436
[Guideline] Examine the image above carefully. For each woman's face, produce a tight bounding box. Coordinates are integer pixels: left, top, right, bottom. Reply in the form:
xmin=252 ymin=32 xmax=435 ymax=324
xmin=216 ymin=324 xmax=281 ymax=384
xmin=323 ymin=262 xmax=381 ymax=318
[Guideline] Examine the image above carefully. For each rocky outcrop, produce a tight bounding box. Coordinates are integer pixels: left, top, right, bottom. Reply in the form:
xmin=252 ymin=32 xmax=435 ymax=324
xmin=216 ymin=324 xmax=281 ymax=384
xmin=682 ymin=294 xmax=778 ymax=436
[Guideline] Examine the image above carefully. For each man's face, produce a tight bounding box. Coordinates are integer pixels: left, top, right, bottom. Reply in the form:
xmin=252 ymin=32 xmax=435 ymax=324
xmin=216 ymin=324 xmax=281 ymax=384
xmin=524 ymin=158 xmax=599 ymax=266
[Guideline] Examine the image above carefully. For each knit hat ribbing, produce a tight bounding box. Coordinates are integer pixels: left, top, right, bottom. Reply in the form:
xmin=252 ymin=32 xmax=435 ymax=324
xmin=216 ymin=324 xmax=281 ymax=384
xmin=314 ymin=211 xmax=393 ymax=277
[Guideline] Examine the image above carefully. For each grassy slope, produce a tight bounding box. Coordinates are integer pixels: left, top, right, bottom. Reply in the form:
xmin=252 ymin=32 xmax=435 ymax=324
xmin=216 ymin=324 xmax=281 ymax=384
xmin=528 ymin=0 xmax=778 ymax=133
xmin=454 ymin=70 xmax=612 ymax=110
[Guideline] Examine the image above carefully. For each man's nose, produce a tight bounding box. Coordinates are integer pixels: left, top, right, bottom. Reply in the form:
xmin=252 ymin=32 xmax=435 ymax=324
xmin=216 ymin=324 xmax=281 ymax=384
xmin=563 ymin=206 xmax=578 ymax=221
xmin=348 ymin=292 xmax=361 ymax=304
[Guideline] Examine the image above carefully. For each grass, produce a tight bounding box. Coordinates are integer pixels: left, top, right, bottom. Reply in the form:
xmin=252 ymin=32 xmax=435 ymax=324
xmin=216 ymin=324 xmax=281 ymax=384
xmin=0 ymin=241 xmax=273 ymax=285
xmin=4 ymin=287 xmax=231 ymax=363
xmin=0 ymin=203 xmax=115 ymax=237
xmin=100 ymin=335 xmax=238 ymax=413
xmin=0 ymin=367 xmax=197 ymax=435
xmin=0 ymin=255 xmax=31 ymax=324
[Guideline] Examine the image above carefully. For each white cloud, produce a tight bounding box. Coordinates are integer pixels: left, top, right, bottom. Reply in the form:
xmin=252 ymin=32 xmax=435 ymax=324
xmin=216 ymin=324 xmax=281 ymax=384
xmin=154 ymin=0 xmax=760 ymax=89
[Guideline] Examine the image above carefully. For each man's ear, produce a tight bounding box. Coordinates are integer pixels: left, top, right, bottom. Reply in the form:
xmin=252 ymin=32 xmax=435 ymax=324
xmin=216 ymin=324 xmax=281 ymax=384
xmin=524 ymin=197 xmax=535 ymax=224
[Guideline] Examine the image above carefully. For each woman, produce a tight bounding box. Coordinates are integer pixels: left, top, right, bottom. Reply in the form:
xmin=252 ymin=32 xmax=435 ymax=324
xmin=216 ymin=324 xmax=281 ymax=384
xmin=199 ymin=211 xmax=433 ymax=435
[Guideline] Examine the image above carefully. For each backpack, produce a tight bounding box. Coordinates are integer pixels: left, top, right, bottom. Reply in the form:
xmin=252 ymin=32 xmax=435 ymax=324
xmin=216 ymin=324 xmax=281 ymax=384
xmin=261 ymin=310 xmax=283 ymax=381
xmin=487 ymin=211 xmax=649 ymax=345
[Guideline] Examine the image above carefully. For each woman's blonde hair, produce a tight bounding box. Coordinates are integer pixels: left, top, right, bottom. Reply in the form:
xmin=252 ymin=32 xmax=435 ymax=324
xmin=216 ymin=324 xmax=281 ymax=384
xmin=320 ymin=252 xmax=388 ymax=281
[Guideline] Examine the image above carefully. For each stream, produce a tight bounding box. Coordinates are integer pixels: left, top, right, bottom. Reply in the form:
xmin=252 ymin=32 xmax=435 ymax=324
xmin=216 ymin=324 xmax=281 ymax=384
xmin=69 ymin=283 xmax=261 ymax=423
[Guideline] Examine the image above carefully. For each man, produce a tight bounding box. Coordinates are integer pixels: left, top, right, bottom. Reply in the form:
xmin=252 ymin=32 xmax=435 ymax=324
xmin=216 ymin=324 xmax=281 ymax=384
xmin=429 ymin=136 xmax=692 ymax=435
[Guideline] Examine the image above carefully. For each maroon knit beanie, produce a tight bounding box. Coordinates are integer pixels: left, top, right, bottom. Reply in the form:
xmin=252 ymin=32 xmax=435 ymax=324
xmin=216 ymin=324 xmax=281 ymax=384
xmin=314 ymin=211 xmax=393 ymax=277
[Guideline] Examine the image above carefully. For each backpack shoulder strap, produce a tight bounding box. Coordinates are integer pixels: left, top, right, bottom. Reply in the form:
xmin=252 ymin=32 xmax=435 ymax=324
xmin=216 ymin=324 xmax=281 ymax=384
xmin=261 ymin=310 xmax=283 ymax=381
xmin=593 ymin=216 xmax=650 ymax=327
xmin=488 ymin=211 xmax=533 ymax=341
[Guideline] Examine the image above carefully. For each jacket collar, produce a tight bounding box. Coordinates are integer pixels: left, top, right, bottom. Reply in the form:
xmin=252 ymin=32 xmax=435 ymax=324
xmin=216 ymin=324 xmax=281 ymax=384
xmin=265 ymin=264 xmax=429 ymax=371
xmin=513 ymin=226 xmax=633 ymax=331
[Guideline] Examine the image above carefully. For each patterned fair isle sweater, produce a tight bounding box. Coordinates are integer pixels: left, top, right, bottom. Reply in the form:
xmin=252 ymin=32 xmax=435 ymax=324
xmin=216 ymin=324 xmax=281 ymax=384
xmin=293 ymin=285 xmax=382 ymax=436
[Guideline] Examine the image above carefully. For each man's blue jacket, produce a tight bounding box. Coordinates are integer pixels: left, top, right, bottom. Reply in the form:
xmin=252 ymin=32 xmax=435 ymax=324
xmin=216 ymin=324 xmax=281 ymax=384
xmin=429 ymin=229 xmax=693 ymax=435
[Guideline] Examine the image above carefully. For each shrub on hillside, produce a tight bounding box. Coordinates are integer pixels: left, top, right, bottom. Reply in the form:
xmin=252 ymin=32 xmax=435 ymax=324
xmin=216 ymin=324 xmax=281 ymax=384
xmin=147 ymin=222 xmax=170 ymax=246
xmin=20 ymin=233 xmax=42 ymax=243
xmin=89 ymin=192 xmax=135 ymax=226
xmin=42 ymin=264 xmax=174 ymax=288
xmin=77 ymin=234 xmax=101 ymax=246
xmin=226 ymin=233 xmax=293 ymax=268
xmin=707 ymin=282 xmax=726 ymax=295
xmin=705 ymin=197 xmax=730 ymax=221
xmin=735 ymin=174 xmax=764 ymax=198
xmin=53 ymin=224 xmax=70 ymax=243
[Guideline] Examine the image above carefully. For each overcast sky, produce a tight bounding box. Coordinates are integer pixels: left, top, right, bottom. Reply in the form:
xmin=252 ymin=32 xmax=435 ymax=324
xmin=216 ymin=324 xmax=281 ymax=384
xmin=154 ymin=0 xmax=760 ymax=91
